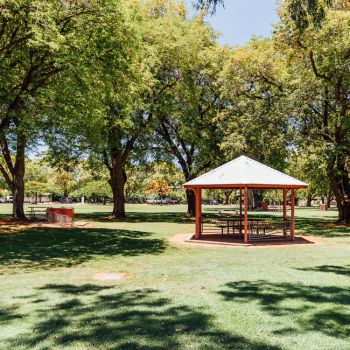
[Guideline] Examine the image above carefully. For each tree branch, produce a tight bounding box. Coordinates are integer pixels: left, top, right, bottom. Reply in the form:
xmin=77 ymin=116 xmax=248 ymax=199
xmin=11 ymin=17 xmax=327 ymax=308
xmin=0 ymin=162 xmax=13 ymax=190
xmin=102 ymin=150 xmax=112 ymax=172
xmin=309 ymin=50 xmax=331 ymax=81
xmin=158 ymin=118 xmax=190 ymax=178
xmin=0 ymin=136 xmax=14 ymax=174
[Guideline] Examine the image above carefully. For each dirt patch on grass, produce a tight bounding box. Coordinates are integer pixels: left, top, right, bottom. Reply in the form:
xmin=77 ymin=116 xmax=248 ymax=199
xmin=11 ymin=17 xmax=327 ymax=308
xmin=92 ymin=272 xmax=128 ymax=283
xmin=0 ymin=218 xmax=91 ymax=232
xmin=0 ymin=218 xmax=31 ymax=234
xmin=320 ymin=222 xmax=350 ymax=228
xmin=0 ymin=218 xmax=92 ymax=234
xmin=169 ymin=233 xmax=231 ymax=248
xmin=27 ymin=221 xmax=92 ymax=229
xmin=0 ymin=218 xmax=29 ymax=225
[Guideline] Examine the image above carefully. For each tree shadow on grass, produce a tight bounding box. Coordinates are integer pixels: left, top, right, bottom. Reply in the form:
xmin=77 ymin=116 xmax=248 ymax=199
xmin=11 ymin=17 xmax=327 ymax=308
xmin=76 ymin=211 xmax=193 ymax=224
xmin=294 ymin=217 xmax=350 ymax=238
xmin=0 ymin=227 xmax=166 ymax=271
xmin=295 ymin=265 xmax=350 ymax=277
xmin=218 ymin=280 xmax=350 ymax=339
xmin=4 ymin=284 xmax=282 ymax=350
xmin=0 ymin=305 xmax=24 ymax=324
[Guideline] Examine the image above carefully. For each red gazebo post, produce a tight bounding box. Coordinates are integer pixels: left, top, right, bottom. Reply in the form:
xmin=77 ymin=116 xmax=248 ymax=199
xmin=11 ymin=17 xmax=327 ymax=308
xmin=291 ymin=189 xmax=295 ymax=240
xmin=244 ymin=187 xmax=248 ymax=243
xmin=239 ymin=188 xmax=242 ymax=235
xmin=283 ymin=189 xmax=287 ymax=235
xmin=195 ymin=187 xmax=202 ymax=239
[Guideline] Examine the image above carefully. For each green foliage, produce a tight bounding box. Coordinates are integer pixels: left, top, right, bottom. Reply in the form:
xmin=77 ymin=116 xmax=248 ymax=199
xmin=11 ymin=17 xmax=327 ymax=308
xmin=286 ymin=0 xmax=333 ymax=31
xmin=152 ymin=19 xmax=230 ymax=181
xmin=0 ymin=0 xmax=126 ymax=216
xmin=74 ymin=180 xmax=112 ymax=199
xmin=1 ymin=0 xmax=349 ymax=220
xmin=277 ymin=4 xmax=350 ymax=220
xmin=218 ymin=38 xmax=290 ymax=170
xmin=288 ymin=147 xmax=330 ymax=200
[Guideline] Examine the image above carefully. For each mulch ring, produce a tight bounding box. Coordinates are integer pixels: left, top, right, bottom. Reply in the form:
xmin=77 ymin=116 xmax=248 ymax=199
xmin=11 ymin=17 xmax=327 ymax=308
xmin=0 ymin=218 xmax=91 ymax=234
xmin=27 ymin=221 xmax=91 ymax=229
xmin=0 ymin=218 xmax=30 ymax=234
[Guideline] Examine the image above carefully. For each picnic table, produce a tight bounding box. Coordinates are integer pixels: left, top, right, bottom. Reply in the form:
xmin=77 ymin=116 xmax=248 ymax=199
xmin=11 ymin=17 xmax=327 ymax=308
xmin=216 ymin=211 xmax=240 ymax=217
xmin=211 ymin=216 xmax=266 ymax=237
xmin=27 ymin=206 xmax=48 ymax=219
xmin=267 ymin=205 xmax=289 ymax=212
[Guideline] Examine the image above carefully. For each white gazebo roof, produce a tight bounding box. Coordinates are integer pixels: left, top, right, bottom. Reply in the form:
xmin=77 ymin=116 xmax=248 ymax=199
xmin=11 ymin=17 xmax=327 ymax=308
xmin=184 ymin=155 xmax=308 ymax=189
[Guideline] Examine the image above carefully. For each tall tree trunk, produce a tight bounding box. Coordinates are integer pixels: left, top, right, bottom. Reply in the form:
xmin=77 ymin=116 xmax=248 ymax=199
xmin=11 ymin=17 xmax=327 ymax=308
xmin=326 ymin=190 xmax=332 ymax=209
xmin=306 ymin=192 xmax=313 ymax=207
xmin=328 ymin=154 xmax=350 ymax=224
xmin=109 ymin=154 xmax=126 ymax=219
xmin=12 ymin=134 xmax=26 ymax=219
xmin=224 ymin=190 xmax=233 ymax=204
xmin=186 ymin=189 xmax=195 ymax=216
xmin=252 ymin=190 xmax=262 ymax=209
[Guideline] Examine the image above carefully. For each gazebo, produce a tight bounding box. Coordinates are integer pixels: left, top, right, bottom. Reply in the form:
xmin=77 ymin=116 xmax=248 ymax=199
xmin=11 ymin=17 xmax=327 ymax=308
xmin=184 ymin=156 xmax=308 ymax=243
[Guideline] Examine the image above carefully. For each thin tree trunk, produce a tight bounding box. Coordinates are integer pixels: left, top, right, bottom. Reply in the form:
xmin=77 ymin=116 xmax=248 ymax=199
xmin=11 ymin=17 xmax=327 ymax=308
xmin=326 ymin=190 xmax=332 ymax=209
xmin=109 ymin=154 xmax=126 ymax=219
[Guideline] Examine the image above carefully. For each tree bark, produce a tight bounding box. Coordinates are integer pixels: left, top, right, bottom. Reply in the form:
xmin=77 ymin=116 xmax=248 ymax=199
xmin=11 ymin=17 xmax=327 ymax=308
xmin=337 ymin=202 xmax=350 ymax=224
xmin=326 ymin=190 xmax=332 ymax=209
xmin=328 ymin=154 xmax=350 ymax=224
xmin=186 ymin=189 xmax=195 ymax=216
xmin=252 ymin=190 xmax=262 ymax=209
xmin=306 ymin=193 xmax=313 ymax=207
xmin=12 ymin=134 xmax=26 ymax=219
xmin=224 ymin=190 xmax=233 ymax=204
xmin=109 ymin=154 xmax=127 ymax=219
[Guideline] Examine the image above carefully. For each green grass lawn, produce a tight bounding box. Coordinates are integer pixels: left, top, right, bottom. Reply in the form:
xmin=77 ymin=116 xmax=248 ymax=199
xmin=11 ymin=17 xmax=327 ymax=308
xmin=0 ymin=204 xmax=349 ymax=349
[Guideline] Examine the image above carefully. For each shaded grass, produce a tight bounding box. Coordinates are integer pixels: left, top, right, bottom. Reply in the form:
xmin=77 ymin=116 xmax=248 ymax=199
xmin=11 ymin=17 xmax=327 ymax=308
xmin=218 ymin=280 xmax=350 ymax=339
xmin=3 ymin=284 xmax=283 ymax=350
xmin=0 ymin=227 xmax=166 ymax=271
xmin=296 ymin=264 xmax=350 ymax=277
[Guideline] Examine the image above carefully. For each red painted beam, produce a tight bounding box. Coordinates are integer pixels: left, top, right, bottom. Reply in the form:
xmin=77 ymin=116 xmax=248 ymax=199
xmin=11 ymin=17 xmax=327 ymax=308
xmin=239 ymin=188 xmax=242 ymax=235
xmin=184 ymin=184 xmax=307 ymax=190
xmin=195 ymin=188 xmax=202 ymax=240
xmin=291 ymin=189 xmax=296 ymax=241
xmin=244 ymin=187 xmax=248 ymax=243
xmin=283 ymin=189 xmax=287 ymax=235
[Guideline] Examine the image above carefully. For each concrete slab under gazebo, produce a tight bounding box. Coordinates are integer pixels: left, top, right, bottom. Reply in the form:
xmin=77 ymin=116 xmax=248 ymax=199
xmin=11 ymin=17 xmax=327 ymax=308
xmin=184 ymin=156 xmax=308 ymax=244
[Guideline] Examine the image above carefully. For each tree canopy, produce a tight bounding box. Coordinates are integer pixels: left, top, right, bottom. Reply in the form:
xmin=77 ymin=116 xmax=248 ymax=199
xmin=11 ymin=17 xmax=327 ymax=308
xmin=0 ymin=0 xmax=349 ymax=222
